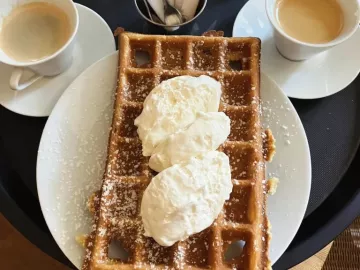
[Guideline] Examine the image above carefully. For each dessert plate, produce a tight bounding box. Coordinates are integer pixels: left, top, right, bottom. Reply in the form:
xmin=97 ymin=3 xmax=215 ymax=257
xmin=37 ymin=52 xmax=311 ymax=268
xmin=0 ymin=4 xmax=115 ymax=117
xmin=233 ymin=0 xmax=360 ymax=99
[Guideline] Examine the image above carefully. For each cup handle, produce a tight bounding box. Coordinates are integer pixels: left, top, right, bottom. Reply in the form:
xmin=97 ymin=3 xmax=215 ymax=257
xmin=9 ymin=67 xmax=43 ymax=91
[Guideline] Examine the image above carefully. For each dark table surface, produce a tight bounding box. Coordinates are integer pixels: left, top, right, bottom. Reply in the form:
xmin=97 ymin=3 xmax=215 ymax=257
xmin=1 ymin=0 xmax=360 ymax=269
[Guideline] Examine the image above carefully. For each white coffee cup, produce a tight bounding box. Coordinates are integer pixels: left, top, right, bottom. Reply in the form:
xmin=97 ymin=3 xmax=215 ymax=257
xmin=0 ymin=0 xmax=79 ymax=91
xmin=265 ymin=0 xmax=360 ymax=61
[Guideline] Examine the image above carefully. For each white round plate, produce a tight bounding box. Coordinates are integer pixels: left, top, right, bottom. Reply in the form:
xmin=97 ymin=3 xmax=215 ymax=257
xmin=0 ymin=4 xmax=115 ymax=117
xmin=37 ymin=52 xmax=311 ymax=267
xmin=233 ymin=0 xmax=360 ymax=99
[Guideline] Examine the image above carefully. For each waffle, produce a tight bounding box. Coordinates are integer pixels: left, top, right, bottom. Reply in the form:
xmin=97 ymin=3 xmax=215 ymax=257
xmin=82 ymin=31 xmax=272 ymax=270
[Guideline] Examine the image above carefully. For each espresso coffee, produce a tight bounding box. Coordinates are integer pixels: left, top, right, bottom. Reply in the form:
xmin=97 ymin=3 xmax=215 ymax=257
xmin=0 ymin=2 xmax=71 ymax=62
xmin=276 ymin=0 xmax=344 ymax=44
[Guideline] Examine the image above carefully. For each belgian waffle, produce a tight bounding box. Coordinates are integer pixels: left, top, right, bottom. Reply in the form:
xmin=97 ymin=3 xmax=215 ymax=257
xmin=82 ymin=31 xmax=273 ymax=270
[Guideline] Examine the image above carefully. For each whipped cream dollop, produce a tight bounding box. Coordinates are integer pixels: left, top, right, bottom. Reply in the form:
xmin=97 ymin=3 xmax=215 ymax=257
xmin=149 ymin=112 xmax=230 ymax=172
xmin=134 ymin=75 xmax=221 ymax=156
xmin=141 ymin=151 xmax=232 ymax=246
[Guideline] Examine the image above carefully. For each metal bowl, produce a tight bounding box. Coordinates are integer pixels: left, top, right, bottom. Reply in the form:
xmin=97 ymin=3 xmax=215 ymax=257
xmin=134 ymin=0 xmax=207 ymax=31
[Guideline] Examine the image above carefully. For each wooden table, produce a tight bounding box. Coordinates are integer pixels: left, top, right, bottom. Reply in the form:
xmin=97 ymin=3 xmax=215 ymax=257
xmin=291 ymin=243 xmax=333 ymax=270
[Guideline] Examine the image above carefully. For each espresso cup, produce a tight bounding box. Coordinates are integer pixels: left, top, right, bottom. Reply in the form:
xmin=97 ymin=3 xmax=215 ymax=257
xmin=265 ymin=0 xmax=360 ymax=61
xmin=0 ymin=0 xmax=79 ymax=91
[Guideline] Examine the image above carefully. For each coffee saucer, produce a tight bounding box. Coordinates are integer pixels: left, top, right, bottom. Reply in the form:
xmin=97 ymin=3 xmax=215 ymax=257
xmin=0 ymin=4 xmax=115 ymax=117
xmin=233 ymin=0 xmax=360 ymax=99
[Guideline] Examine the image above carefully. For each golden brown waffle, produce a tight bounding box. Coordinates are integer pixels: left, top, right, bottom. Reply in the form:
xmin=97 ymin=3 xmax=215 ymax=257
xmin=82 ymin=31 xmax=272 ymax=270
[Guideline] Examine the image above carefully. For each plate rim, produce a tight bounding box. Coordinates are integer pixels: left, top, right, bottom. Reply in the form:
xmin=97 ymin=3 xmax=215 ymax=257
xmin=261 ymin=73 xmax=312 ymax=263
xmin=36 ymin=51 xmax=119 ymax=267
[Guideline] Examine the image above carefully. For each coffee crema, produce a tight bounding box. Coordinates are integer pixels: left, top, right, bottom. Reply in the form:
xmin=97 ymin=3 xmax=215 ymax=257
xmin=0 ymin=2 xmax=71 ymax=62
xmin=275 ymin=0 xmax=344 ymax=44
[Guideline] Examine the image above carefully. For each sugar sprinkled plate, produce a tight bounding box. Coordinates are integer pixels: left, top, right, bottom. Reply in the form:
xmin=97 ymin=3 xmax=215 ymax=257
xmin=37 ymin=51 xmax=311 ymax=268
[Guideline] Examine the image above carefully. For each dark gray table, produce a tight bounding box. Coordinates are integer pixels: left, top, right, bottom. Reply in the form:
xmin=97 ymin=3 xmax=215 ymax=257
xmin=1 ymin=0 xmax=360 ymax=269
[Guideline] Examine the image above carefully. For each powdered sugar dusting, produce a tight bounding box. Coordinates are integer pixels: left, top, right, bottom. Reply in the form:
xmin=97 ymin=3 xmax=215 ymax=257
xmin=261 ymin=98 xmax=298 ymax=183
xmin=37 ymin=55 xmax=118 ymax=267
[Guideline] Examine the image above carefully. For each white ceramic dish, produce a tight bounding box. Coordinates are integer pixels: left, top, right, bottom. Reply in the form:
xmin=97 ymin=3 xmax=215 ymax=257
xmin=233 ymin=0 xmax=360 ymax=99
xmin=37 ymin=52 xmax=311 ymax=267
xmin=0 ymin=3 xmax=115 ymax=117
